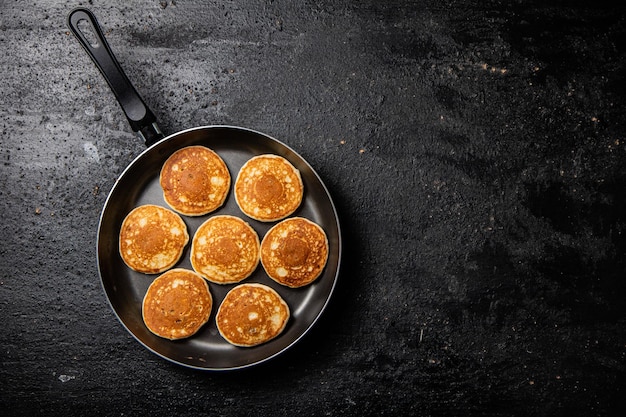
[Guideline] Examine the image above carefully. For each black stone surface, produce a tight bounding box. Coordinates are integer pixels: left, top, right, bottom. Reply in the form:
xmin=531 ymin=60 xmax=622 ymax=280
xmin=1 ymin=0 xmax=625 ymax=415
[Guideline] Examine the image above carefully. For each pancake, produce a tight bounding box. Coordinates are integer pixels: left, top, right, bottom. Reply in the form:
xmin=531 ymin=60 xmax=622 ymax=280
xmin=142 ymin=268 xmax=212 ymax=340
xmin=260 ymin=217 xmax=329 ymax=288
xmin=160 ymin=145 xmax=231 ymax=216
xmin=216 ymin=283 xmax=290 ymax=347
xmin=119 ymin=204 xmax=189 ymax=274
xmin=234 ymin=154 xmax=303 ymax=222
xmin=190 ymin=215 xmax=260 ymax=284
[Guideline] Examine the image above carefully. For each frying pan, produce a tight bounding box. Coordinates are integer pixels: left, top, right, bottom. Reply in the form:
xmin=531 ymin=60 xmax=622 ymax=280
xmin=67 ymin=8 xmax=341 ymax=370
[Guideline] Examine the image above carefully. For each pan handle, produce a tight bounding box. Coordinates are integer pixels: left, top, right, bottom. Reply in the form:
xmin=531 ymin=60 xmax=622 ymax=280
xmin=67 ymin=8 xmax=164 ymax=147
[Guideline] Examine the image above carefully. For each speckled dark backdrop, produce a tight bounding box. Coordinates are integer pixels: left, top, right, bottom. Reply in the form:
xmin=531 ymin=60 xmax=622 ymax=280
xmin=1 ymin=0 xmax=625 ymax=416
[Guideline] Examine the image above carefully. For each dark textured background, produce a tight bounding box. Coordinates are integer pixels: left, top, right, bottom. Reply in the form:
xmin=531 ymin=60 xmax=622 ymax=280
xmin=1 ymin=0 xmax=625 ymax=415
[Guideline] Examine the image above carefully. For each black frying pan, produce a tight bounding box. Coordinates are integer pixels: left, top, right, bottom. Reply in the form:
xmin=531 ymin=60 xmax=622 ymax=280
xmin=67 ymin=8 xmax=341 ymax=370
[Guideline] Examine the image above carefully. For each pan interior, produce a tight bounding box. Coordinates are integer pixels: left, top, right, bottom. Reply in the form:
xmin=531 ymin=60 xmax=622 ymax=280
xmin=97 ymin=126 xmax=341 ymax=370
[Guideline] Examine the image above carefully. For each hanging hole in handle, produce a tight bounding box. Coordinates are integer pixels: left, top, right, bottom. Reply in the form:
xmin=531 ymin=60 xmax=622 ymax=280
xmin=76 ymin=18 xmax=99 ymax=48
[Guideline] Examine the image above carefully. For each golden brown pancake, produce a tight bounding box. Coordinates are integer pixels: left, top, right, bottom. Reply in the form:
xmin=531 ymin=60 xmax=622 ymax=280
xmin=216 ymin=283 xmax=290 ymax=347
xmin=260 ymin=217 xmax=328 ymax=288
xmin=190 ymin=215 xmax=260 ymax=284
xmin=234 ymin=154 xmax=303 ymax=222
xmin=119 ymin=204 xmax=189 ymax=274
xmin=142 ymin=268 xmax=213 ymax=340
xmin=160 ymin=145 xmax=230 ymax=216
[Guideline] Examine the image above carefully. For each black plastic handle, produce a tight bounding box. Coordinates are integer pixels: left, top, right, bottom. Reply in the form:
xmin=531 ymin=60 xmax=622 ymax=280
xmin=67 ymin=8 xmax=163 ymax=146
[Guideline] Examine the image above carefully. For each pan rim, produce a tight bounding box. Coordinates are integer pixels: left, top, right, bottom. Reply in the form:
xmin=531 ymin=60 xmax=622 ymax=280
xmin=96 ymin=124 xmax=342 ymax=371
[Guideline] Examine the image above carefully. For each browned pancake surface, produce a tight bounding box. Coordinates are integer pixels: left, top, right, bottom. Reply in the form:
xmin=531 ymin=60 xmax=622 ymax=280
xmin=160 ymin=145 xmax=230 ymax=216
xmin=190 ymin=215 xmax=260 ymax=284
xmin=216 ymin=283 xmax=289 ymax=347
xmin=260 ymin=217 xmax=328 ymax=288
xmin=234 ymin=154 xmax=303 ymax=222
xmin=119 ymin=204 xmax=189 ymax=274
xmin=142 ymin=268 xmax=213 ymax=340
